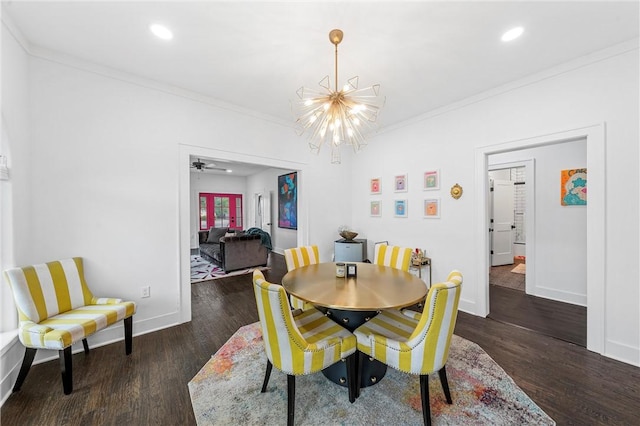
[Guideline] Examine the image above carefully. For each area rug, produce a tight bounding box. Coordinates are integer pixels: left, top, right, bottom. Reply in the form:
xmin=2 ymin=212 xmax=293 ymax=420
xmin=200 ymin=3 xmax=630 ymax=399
xmin=191 ymin=255 xmax=269 ymax=283
xmin=188 ymin=322 xmax=555 ymax=425
xmin=511 ymin=263 xmax=526 ymax=274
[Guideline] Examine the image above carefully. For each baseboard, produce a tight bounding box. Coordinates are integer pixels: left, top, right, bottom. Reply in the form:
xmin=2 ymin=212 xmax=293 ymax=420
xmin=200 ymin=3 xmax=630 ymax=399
xmin=458 ymin=298 xmax=478 ymax=317
xmin=0 ymin=310 xmax=181 ymax=407
xmin=605 ymin=339 xmax=640 ymax=367
xmin=532 ymin=286 xmax=587 ymax=307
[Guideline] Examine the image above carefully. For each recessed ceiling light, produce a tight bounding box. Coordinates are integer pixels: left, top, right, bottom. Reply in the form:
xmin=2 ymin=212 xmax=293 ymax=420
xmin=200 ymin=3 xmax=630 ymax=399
xmin=150 ymin=24 xmax=173 ymax=40
xmin=501 ymin=26 xmax=524 ymax=42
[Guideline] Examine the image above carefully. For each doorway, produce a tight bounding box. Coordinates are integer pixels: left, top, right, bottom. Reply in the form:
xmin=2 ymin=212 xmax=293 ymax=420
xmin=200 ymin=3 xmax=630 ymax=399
xmin=179 ymin=145 xmax=307 ymax=323
xmin=475 ymin=124 xmax=605 ymax=354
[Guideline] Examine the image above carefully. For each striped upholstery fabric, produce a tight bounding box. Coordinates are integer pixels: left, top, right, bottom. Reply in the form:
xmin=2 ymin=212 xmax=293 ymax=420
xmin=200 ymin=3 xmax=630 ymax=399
xmin=283 ymin=245 xmax=320 ymax=310
xmin=354 ymin=274 xmax=462 ymax=375
xmin=252 ymin=270 xmax=356 ymax=375
xmin=403 ymin=270 xmax=463 ymax=320
xmin=4 ymin=257 xmax=136 ymax=351
xmin=373 ymin=244 xmax=412 ymax=272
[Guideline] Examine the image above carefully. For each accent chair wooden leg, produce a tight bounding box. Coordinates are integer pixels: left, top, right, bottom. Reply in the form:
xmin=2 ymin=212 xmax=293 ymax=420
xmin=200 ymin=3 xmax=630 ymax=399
xmin=420 ymin=374 xmax=431 ymax=426
xmin=346 ymin=354 xmax=356 ymax=403
xmin=82 ymin=339 xmax=90 ymax=354
xmin=287 ymin=374 xmax=295 ymax=426
xmin=356 ymin=351 xmax=364 ymax=398
xmin=124 ymin=316 xmax=133 ymax=355
xmin=60 ymin=346 xmax=73 ymax=395
xmin=13 ymin=347 xmax=37 ymax=392
xmin=261 ymin=360 xmax=273 ymax=393
xmin=438 ymin=366 xmax=453 ymax=404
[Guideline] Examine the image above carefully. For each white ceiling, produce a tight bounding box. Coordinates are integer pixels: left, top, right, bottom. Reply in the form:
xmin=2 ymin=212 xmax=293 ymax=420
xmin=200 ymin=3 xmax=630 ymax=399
xmin=3 ymin=1 xmax=639 ymax=131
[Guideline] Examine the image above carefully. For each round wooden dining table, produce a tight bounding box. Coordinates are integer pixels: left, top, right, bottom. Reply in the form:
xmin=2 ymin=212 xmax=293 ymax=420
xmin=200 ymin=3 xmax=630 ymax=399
xmin=282 ymin=262 xmax=428 ymax=388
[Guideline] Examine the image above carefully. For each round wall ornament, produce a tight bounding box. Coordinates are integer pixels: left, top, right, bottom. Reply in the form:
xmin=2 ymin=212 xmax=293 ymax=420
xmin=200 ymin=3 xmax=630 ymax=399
xmin=450 ymin=183 xmax=463 ymax=199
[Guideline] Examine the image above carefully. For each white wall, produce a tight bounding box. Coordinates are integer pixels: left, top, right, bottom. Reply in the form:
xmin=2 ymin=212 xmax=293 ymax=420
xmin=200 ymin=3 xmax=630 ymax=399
xmin=1 ymin=22 xmax=355 ymax=404
xmin=246 ymin=168 xmax=298 ymax=253
xmin=0 ymin=19 xmax=31 ymax=403
xmin=489 ymin=139 xmax=588 ymax=306
xmin=351 ymin=41 xmax=639 ymax=366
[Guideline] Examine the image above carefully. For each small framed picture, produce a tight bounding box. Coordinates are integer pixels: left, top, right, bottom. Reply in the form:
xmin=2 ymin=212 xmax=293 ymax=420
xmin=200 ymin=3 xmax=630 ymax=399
xmin=424 ymin=170 xmax=440 ymax=190
xmin=394 ymin=174 xmax=408 ymax=192
xmin=370 ymin=201 xmax=381 ymax=217
xmin=424 ymin=198 xmax=440 ymax=218
xmin=346 ymin=263 xmax=357 ymax=278
xmin=370 ymin=178 xmax=381 ymax=194
xmin=394 ymin=199 xmax=408 ymax=218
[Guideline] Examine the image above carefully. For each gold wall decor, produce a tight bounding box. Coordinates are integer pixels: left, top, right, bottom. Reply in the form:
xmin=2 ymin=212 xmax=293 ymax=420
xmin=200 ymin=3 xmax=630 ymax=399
xmin=450 ymin=183 xmax=463 ymax=199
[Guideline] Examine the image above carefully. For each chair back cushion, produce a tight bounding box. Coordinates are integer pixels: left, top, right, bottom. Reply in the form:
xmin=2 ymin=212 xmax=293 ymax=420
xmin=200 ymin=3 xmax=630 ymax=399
xmin=283 ymin=245 xmax=319 ymax=272
xmin=4 ymin=257 xmax=94 ymax=323
xmin=407 ymin=273 xmax=462 ymax=373
xmin=252 ymin=270 xmax=355 ymax=375
xmin=373 ymin=244 xmax=412 ymax=271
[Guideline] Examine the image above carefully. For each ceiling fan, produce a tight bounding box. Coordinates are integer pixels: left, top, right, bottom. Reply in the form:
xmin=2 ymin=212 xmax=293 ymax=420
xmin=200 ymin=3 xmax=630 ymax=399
xmin=190 ymin=158 xmax=232 ymax=173
xmin=191 ymin=158 xmax=213 ymax=170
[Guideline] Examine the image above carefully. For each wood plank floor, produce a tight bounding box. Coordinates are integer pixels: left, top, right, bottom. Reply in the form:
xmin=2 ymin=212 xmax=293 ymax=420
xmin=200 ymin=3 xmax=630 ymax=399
xmin=489 ymin=262 xmax=587 ymax=347
xmin=2 ymin=253 xmax=638 ymax=425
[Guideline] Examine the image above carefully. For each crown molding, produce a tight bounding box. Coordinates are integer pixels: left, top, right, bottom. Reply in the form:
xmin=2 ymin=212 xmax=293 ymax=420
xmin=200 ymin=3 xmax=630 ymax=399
xmin=378 ymin=37 xmax=640 ymax=136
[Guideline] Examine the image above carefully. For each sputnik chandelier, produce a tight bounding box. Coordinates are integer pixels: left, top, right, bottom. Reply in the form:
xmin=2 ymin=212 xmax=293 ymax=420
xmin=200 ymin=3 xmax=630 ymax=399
xmin=293 ymin=29 xmax=385 ymax=164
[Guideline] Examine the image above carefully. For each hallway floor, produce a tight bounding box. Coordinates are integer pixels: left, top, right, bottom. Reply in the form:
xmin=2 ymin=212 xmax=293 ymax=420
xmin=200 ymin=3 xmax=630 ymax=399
xmin=489 ymin=261 xmax=587 ymax=347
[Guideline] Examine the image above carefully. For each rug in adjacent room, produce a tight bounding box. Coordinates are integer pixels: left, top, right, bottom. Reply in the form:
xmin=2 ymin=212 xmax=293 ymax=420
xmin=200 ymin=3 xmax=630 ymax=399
xmin=188 ymin=322 xmax=555 ymax=425
xmin=191 ymin=255 xmax=268 ymax=283
xmin=511 ymin=263 xmax=526 ymax=274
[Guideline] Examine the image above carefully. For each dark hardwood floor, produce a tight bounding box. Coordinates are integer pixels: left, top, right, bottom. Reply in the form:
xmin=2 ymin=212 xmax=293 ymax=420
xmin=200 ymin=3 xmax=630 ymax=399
xmin=2 ymin=253 xmax=638 ymax=425
xmin=489 ymin=262 xmax=587 ymax=347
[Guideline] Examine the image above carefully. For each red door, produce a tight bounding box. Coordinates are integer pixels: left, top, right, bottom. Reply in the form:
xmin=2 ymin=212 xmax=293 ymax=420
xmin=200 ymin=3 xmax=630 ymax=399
xmin=199 ymin=193 xmax=243 ymax=231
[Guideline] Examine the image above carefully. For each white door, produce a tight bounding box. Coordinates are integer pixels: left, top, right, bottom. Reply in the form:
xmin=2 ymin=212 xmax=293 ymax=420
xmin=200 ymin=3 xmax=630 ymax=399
xmin=256 ymin=192 xmax=272 ymax=234
xmin=491 ymin=179 xmax=515 ymax=266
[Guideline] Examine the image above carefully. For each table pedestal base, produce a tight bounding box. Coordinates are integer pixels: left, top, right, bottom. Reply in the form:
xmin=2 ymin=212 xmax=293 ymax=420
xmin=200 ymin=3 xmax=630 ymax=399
xmin=322 ymin=309 xmax=387 ymax=388
xmin=322 ymin=353 xmax=387 ymax=388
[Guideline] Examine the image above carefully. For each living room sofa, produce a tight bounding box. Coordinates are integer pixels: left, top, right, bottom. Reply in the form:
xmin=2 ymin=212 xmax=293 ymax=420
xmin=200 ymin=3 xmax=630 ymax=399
xmin=198 ymin=227 xmax=269 ymax=272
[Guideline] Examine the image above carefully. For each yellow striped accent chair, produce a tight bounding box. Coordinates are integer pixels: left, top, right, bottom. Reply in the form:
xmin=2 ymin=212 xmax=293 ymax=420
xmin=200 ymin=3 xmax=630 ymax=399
xmin=3 ymin=257 xmax=136 ymax=395
xmin=373 ymin=244 xmax=412 ymax=272
xmin=353 ymin=274 xmax=462 ymax=426
xmin=283 ymin=245 xmax=320 ymax=310
xmin=403 ymin=270 xmax=463 ymax=320
xmin=252 ymin=270 xmax=357 ymax=426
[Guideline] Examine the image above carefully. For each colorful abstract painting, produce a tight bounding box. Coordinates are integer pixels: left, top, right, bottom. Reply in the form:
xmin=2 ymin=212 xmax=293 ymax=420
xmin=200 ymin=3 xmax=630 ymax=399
xmin=278 ymin=172 xmax=297 ymax=229
xmin=561 ymin=168 xmax=587 ymax=206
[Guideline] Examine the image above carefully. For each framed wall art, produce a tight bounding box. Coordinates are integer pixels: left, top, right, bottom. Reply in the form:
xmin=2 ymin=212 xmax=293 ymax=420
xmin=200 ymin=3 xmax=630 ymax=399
xmin=423 ymin=198 xmax=440 ymax=218
xmin=370 ymin=177 xmax=381 ymax=194
xmin=394 ymin=199 xmax=408 ymax=217
xmin=370 ymin=200 xmax=381 ymax=217
xmin=278 ymin=172 xmax=297 ymax=229
xmin=561 ymin=168 xmax=587 ymax=206
xmin=423 ymin=170 xmax=440 ymax=190
xmin=394 ymin=174 xmax=408 ymax=192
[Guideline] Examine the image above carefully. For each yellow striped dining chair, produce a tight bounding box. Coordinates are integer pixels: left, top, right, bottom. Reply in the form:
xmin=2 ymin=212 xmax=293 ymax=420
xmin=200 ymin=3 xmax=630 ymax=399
xmin=353 ymin=272 xmax=462 ymax=426
xmin=283 ymin=245 xmax=320 ymax=310
xmin=402 ymin=270 xmax=463 ymax=320
xmin=373 ymin=243 xmax=413 ymax=272
xmin=252 ymin=270 xmax=357 ymax=426
xmin=3 ymin=257 xmax=136 ymax=395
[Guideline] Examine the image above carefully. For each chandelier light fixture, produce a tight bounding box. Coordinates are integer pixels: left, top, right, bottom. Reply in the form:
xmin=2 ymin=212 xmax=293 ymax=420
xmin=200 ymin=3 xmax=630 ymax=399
xmin=292 ymin=29 xmax=385 ymax=164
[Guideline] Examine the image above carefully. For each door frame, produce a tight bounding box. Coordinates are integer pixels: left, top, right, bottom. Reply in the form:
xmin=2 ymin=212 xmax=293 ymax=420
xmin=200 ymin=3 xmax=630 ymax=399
xmin=488 ymin=160 xmax=535 ymax=294
xmin=179 ymin=144 xmax=308 ymax=323
xmin=475 ymin=124 xmax=605 ymax=354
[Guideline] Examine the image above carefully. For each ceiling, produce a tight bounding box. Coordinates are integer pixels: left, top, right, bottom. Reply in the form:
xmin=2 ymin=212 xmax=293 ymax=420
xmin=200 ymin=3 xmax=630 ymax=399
xmin=3 ymin=2 xmax=639 ymax=173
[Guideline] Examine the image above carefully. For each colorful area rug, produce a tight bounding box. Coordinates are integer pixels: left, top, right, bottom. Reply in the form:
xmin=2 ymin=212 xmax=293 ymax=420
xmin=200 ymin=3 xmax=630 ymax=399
xmin=188 ymin=322 xmax=555 ymax=425
xmin=191 ymin=255 xmax=269 ymax=283
xmin=511 ymin=263 xmax=526 ymax=274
